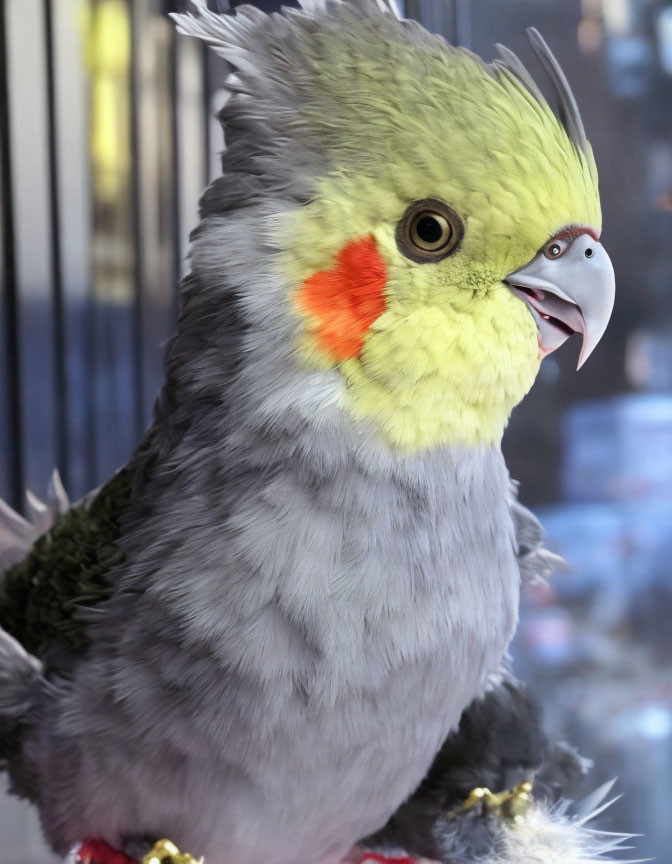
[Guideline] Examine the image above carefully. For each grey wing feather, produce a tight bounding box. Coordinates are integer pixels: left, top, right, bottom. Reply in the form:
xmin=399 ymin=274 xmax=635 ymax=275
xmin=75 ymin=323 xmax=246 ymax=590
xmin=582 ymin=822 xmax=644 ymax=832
xmin=0 ymin=625 xmax=44 ymax=797
xmin=0 ymin=628 xmax=42 ymax=723
xmin=512 ymin=496 xmax=567 ymax=584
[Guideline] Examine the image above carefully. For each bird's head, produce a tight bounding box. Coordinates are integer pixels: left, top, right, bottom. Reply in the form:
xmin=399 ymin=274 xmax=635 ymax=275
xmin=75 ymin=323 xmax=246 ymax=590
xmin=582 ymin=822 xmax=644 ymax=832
xmin=175 ymin=1 xmax=614 ymax=453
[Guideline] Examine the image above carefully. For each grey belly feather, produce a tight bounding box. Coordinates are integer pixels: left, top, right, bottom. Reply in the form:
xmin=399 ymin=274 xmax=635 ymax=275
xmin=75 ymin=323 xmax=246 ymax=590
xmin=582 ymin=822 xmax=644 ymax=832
xmin=29 ymin=442 xmax=519 ymax=864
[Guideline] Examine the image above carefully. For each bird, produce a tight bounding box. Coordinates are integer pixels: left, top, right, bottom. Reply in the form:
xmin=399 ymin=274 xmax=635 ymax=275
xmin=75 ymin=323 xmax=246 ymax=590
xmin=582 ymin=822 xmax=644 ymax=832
xmin=0 ymin=2 xmax=615 ymax=864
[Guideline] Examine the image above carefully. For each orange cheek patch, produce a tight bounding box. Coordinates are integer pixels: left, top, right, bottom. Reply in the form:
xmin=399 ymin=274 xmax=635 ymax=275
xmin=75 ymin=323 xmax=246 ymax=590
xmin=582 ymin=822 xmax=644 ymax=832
xmin=297 ymin=235 xmax=387 ymax=362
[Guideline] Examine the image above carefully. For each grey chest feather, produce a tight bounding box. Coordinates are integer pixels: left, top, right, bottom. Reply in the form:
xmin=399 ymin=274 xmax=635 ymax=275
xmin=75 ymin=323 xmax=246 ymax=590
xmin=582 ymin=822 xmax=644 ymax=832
xmin=48 ymin=443 xmax=519 ymax=864
xmin=134 ymin=443 xmax=519 ymax=861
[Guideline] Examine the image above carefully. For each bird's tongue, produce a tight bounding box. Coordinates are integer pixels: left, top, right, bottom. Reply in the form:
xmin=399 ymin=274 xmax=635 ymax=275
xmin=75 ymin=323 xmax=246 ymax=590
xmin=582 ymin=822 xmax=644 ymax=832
xmin=529 ymin=290 xmax=585 ymax=334
xmin=510 ymin=285 xmax=585 ymax=357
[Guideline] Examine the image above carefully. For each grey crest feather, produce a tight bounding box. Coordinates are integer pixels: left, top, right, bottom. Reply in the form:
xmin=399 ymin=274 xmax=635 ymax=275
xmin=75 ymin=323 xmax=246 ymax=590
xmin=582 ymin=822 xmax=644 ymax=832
xmin=175 ymin=0 xmax=400 ymax=51
xmin=299 ymin=0 xmax=402 ymax=17
xmin=176 ymin=4 xmax=588 ymax=164
xmin=173 ymin=2 xmax=266 ymax=65
xmin=173 ymin=0 xmax=401 ymax=71
xmin=526 ymin=26 xmax=588 ymax=153
xmin=493 ymin=42 xmax=546 ymax=106
xmin=491 ymin=28 xmax=588 ymax=155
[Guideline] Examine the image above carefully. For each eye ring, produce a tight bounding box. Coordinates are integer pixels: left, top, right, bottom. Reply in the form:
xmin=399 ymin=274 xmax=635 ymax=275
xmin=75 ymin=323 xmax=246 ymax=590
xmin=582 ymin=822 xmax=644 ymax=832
xmin=543 ymin=237 xmax=569 ymax=260
xmin=396 ymin=198 xmax=464 ymax=264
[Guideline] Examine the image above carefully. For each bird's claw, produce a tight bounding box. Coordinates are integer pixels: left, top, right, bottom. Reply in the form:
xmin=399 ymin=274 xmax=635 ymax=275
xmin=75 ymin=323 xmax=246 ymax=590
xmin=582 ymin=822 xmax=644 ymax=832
xmin=141 ymin=839 xmax=203 ymax=864
xmin=450 ymin=780 xmax=534 ymax=823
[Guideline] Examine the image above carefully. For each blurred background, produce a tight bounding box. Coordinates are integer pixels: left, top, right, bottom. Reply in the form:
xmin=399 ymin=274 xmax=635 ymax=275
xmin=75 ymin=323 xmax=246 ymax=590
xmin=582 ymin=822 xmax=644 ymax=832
xmin=1 ymin=0 xmax=671 ymax=860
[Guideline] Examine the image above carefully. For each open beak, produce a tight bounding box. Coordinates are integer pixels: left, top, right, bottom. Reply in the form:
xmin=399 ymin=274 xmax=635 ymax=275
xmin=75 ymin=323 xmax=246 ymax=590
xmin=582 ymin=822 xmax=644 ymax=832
xmin=504 ymin=232 xmax=615 ymax=369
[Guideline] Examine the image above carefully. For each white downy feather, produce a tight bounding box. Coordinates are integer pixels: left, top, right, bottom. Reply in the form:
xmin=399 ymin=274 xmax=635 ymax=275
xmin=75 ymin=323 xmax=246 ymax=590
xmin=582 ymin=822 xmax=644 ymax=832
xmin=0 ymin=469 xmax=69 ymax=570
xmin=438 ymin=782 xmax=645 ymax=864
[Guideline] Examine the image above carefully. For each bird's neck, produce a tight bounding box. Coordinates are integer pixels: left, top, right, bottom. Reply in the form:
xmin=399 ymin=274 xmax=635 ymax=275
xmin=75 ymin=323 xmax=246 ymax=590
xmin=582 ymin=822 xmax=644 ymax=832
xmin=317 ymin=291 xmax=540 ymax=452
xmin=339 ymin=355 xmax=515 ymax=450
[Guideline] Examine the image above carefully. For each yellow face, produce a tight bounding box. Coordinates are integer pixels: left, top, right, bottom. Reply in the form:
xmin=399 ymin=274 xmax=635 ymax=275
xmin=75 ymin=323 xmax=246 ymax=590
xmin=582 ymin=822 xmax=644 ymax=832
xmin=275 ymin=44 xmax=602 ymax=451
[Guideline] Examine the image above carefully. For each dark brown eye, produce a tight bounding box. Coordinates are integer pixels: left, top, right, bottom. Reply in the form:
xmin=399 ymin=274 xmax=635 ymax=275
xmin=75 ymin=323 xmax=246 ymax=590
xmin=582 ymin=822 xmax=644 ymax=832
xmin=543 ymin=237 xmax=569 ymax=259
xmin=396 ymin=198 xmax=464 ymax=263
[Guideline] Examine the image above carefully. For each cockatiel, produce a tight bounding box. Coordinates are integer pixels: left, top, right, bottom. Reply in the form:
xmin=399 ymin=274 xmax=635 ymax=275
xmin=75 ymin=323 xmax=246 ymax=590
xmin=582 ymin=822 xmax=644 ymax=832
xmin=0 ymin=2 xmax=617 ymax=864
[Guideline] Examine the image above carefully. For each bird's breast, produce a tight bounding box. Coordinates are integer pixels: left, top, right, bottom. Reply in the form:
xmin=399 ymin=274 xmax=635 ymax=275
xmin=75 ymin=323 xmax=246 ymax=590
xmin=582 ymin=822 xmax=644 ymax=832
xmin=184 ymin=444 xmax=520 ymax=864
xmin=84 ymin=442 xmax=520 ymax=864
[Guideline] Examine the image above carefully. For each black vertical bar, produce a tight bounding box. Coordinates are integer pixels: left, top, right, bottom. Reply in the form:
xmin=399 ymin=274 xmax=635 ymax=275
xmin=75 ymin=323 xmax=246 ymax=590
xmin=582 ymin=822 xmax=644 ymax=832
xmin=0 ymin=0 xmax=24 ymax=510
xmin=128 ymin=0 xmax=145 ymax=440
xmin=43 ymin=0 xmax=70 ymax=490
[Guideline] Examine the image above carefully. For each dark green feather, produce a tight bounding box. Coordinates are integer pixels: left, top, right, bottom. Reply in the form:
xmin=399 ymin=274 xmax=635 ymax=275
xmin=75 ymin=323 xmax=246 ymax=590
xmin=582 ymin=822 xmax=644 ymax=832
xmin=0 ymin=469 xmax=132 ymax=658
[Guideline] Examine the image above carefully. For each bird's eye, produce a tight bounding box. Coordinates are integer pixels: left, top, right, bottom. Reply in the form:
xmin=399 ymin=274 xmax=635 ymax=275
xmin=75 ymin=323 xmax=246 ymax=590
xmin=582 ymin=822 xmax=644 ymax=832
xmin=543 ymin=237 xmax=569 ymax=259
xmin=396 ymin=199 xmax=464 ymax=263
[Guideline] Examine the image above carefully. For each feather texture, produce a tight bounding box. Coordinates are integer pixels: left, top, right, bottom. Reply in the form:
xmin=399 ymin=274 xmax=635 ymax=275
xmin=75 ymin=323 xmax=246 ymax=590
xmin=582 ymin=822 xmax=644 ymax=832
xmin=527 ymin=27 xmax=588 ymax=154
xmin=0 ymin=470 xmax=69 ymax=571
xmin=444 ymin=794 xmax=640 ymax=864
xmin=0 ymin=4 xmax=613 ymax=863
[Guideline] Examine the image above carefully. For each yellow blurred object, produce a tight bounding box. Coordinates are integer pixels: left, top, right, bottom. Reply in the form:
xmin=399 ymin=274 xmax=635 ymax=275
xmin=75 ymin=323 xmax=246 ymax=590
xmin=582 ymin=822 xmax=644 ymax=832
xmin=80 ymin=0 xmax=134 ymax=301
xmin=450 ymin=781 xmax=535 ymax=824
xmin=81 ymin=0 xmax=131 ymax=203
xmin=141 ymin=838 xmax=203 ymax=864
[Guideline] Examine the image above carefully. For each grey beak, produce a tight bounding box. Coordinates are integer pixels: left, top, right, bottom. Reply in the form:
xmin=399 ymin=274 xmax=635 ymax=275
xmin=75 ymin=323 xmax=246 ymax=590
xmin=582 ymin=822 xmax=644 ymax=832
xmin=504 ymin=233 xmax=615 ymax=369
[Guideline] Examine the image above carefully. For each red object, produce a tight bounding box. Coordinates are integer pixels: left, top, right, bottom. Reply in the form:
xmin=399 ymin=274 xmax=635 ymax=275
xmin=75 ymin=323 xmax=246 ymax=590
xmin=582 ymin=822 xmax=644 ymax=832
xmin=75 ymin=839 xmax=138 ymax=864
xmin=297 ymin=234 xmax=388 ymax=362
xmin=74 ymin=839 xmax=419 ymax=864
xmin=357 ymin=854 xmax=417 ymax=864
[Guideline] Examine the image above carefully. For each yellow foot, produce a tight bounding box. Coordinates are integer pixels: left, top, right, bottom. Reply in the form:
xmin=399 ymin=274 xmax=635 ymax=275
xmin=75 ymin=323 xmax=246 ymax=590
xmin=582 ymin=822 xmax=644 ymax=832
xmin=141 ymin=839 xmax=203 ymax=864
xmin=450 ymin=780 xmax=534 ymax=823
